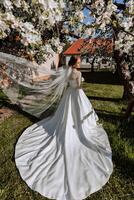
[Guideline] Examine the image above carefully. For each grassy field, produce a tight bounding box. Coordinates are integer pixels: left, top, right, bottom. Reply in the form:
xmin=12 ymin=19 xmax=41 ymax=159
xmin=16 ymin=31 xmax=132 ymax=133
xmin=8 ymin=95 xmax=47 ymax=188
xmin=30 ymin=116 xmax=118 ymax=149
xmin=0 ymin=82 xmax=134 ymax=200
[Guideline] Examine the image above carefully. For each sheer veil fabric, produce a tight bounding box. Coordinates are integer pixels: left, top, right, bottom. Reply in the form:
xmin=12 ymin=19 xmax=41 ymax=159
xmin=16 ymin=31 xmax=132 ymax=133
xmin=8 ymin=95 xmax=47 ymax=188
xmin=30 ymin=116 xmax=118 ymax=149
xmin=0 ymin=52 xmax=113 ymax=200
xmin=0 ymin=52 xmax=72 ymax=117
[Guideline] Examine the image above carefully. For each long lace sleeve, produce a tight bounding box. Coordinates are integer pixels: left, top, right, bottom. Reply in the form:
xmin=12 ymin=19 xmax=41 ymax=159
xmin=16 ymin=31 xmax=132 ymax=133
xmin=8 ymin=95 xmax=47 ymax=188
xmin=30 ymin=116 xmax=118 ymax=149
xmin=77 ymin=71 xmax=82 ymax=87
xmin=69 ymin=69 xmax=83 ymax=88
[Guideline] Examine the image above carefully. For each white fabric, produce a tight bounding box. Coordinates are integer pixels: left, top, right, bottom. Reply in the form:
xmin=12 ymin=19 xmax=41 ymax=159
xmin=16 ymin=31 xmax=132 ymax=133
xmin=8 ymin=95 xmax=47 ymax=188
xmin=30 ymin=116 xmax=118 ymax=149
xmin=0 ymin=52 xmax=72 ymax=117
xmin=15 ymin=69 xmax=113 ymax=200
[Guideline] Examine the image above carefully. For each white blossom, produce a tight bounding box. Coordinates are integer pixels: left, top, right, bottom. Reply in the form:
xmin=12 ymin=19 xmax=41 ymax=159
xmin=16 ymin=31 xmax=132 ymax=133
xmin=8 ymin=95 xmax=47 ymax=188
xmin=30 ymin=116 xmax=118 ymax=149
xmin=127 ymin=0 xmax=134 ymax=14
xmin=52 ymin=38 xmax=60 ymax=47
xmin=47 ymin=14 xmax=55 ymax=26
xmin=41 ymin=44 xmax=55 ymax=55
xmin=94 ymin=0 xmax=105 ymax=8
xmin=107 ymin=1 xmax=117 ymax=12
xmin=39 ymin=0 xmax=58 ymax=10
xmin=59 ymin=0 xmax=65 ymax=8
xmin=75 ymin=11 xmax=84 ymax=21
xmin=0 ymin=20 xmax=9 ymax=32
xmin=3 ymin=12 xmax=16 ymax=23
xmin=21 ymin=22 xmax=36 ymax=33
xmin=48 ymin=0 xmax=58 ymax=9
xmin=55 ymin=10 xmax=63 ymax=22
xmin=11 ymin=20 xmax=21 ymax=29
xmin=57 ymin=45 xmax=63 ymax=53
xmin=120 ymin=17 xmax=133 ymax=31
xmin=21 ymin=32 xmax=42 ymax=46
xmin=0 ymin=0 xmax=133 ymax=60
xmin=3 ymin=0 xmax=13 ymax=10
xmin=85 ymin=28 xmax=93 ymax=35
xmin=13 ymin=0 xmax=21 ymax=8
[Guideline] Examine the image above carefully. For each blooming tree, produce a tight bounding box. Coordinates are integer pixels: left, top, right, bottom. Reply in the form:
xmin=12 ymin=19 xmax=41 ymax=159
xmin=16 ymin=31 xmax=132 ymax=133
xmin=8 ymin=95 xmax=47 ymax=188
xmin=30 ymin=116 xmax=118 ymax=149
xmin=0 ymin=0 xmax=134 ymax=97
xmin=0 ymin=0 xmax=133 ymax=56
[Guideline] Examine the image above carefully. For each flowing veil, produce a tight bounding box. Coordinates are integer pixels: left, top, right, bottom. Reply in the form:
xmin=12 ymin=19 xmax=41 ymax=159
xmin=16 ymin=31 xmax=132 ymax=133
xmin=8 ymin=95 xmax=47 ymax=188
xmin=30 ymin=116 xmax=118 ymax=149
xmin=0 ymin=52 xmax=72 ymax=118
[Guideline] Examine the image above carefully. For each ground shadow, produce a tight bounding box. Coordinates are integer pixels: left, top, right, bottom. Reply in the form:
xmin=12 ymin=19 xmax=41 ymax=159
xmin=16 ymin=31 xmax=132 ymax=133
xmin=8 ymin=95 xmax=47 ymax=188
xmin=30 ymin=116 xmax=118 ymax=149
xmin=112 ymin=149 xmax=134 ymax=180
xmin=0 ymin=89 xmax=58 ymax=121
xmin=87 ymin=95 xmax=123 ymax=102
xmin=82 ymin=71 xmax=122 ymax=85
xmin=95 ymin=109 xmax=124 ymax=122
xmin=95 ymin=110 xmax=134 ymax=179
xmin=119 ymin=119 xmax=134 ymax=140
xmin=0 ymin=100 xmax=38 ymax=123
xmin=96 ymin=108 xmax=134 ymax=139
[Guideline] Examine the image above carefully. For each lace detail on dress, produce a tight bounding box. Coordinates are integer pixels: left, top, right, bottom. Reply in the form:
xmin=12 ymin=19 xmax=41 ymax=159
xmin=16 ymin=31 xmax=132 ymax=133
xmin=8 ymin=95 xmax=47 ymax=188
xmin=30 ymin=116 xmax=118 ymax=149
xmin=68 ymin=68 xmax=82 ymax=88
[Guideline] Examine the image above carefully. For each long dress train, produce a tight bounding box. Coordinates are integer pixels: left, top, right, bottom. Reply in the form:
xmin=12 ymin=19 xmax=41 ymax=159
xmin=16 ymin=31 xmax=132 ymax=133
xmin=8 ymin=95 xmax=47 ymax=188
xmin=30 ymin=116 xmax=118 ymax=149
xmin=15 ymin=68 xmax=113 ymax=200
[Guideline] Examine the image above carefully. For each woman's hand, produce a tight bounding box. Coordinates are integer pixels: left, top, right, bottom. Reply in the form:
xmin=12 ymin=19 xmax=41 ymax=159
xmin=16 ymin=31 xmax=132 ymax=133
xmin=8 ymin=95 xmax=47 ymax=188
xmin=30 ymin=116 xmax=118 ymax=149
xmin=82 ymin=77 xmax=85 ymax=82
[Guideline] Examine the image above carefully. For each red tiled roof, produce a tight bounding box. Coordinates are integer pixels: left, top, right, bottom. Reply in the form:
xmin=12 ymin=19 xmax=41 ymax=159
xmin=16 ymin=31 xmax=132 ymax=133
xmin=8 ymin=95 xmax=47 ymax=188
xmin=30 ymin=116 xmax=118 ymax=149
xmin=63 ymin=39 xmax=84 ymax=55
xmin=63 ymin=38 xmax=113 ymax=55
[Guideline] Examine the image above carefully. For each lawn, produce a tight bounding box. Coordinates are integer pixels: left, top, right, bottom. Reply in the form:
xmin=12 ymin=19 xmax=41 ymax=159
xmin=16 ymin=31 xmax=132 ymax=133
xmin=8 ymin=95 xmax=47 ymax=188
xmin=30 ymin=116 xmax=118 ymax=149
xmin=0 ymin=82 xmax=134 ymax=200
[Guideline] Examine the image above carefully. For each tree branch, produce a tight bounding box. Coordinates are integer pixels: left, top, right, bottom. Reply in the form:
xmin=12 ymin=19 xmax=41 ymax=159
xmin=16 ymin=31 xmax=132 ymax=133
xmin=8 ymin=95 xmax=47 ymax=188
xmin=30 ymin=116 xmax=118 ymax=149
xmin=121 ymin=28 xmax=134 ymax=38
xmin=63 ymin=32 xmax=80 ymax=39
xmin=114 ymin=2 xmax=126 ymax=10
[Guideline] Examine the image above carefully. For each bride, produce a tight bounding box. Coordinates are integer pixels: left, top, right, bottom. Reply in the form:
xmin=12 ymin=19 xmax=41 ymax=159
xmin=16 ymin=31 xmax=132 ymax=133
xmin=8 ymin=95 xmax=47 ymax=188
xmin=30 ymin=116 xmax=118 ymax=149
xmin=0 ymin=53 xmax=113 ymax=200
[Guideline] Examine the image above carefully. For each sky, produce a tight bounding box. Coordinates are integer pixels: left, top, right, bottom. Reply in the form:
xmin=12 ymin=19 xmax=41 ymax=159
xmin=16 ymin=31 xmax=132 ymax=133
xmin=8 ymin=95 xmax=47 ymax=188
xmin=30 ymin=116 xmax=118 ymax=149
xmin=83 ymin=8 xmax=93 ymax=25
xmin=113 ymin=0 xmax=125 ymax=3
xmin=82 ymin=0 xmax=125 ymax=25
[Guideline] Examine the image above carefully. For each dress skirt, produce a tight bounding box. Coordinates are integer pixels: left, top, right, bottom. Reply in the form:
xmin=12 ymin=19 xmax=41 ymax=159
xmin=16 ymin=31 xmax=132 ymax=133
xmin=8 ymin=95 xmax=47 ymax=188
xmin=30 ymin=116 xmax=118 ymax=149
xmin=15 ymin=87 xmax=113 ymax=200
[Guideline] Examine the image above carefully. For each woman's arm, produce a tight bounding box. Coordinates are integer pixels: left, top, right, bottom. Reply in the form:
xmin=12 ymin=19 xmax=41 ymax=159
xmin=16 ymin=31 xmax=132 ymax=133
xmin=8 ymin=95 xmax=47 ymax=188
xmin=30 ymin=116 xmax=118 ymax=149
xmin=76 ymin=71 xmax=82 ymax=88
xmin=32 ymin=75 xmax=51 ymax=82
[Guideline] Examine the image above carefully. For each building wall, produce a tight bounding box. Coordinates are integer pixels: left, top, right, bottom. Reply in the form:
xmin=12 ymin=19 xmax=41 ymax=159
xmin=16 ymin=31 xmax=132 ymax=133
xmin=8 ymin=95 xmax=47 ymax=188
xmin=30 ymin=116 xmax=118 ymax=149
xmin=41 ymin=53 xmax=59 ymax=70
xmin=64 ymin=54 xmax=114 ymax=70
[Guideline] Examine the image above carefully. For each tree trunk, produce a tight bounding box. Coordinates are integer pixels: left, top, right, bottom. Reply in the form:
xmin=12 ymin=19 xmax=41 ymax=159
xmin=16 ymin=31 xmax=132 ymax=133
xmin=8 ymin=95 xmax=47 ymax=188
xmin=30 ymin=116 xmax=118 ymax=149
xmin=122 ymin=81 xmax=130 ymax=99
xmin=91 ymin=57 xmax=96 ymax=72
xmin=113 ymin=50 xmax=132 ymax=99
xmin=124 ymin=99 xmax=134 ymax=118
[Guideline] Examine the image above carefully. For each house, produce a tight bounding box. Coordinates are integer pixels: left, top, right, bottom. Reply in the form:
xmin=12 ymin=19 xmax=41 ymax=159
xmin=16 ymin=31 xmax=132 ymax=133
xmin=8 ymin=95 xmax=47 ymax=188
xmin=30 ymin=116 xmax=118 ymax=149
xmin=63 ymin=38 xmax=114 ymax=71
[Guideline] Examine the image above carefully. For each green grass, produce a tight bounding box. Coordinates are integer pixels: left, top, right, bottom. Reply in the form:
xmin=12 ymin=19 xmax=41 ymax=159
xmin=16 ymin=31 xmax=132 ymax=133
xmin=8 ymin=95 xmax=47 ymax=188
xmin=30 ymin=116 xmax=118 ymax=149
xmin=0 ymin=83 xmax=134 ymax=200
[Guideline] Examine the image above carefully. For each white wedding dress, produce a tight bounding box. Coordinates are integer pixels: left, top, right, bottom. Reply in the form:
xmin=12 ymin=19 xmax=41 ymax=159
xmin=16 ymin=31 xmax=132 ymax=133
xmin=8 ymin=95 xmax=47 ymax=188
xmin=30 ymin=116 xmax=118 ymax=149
xmin=15 ymin=68 xmax=113 ymax=200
